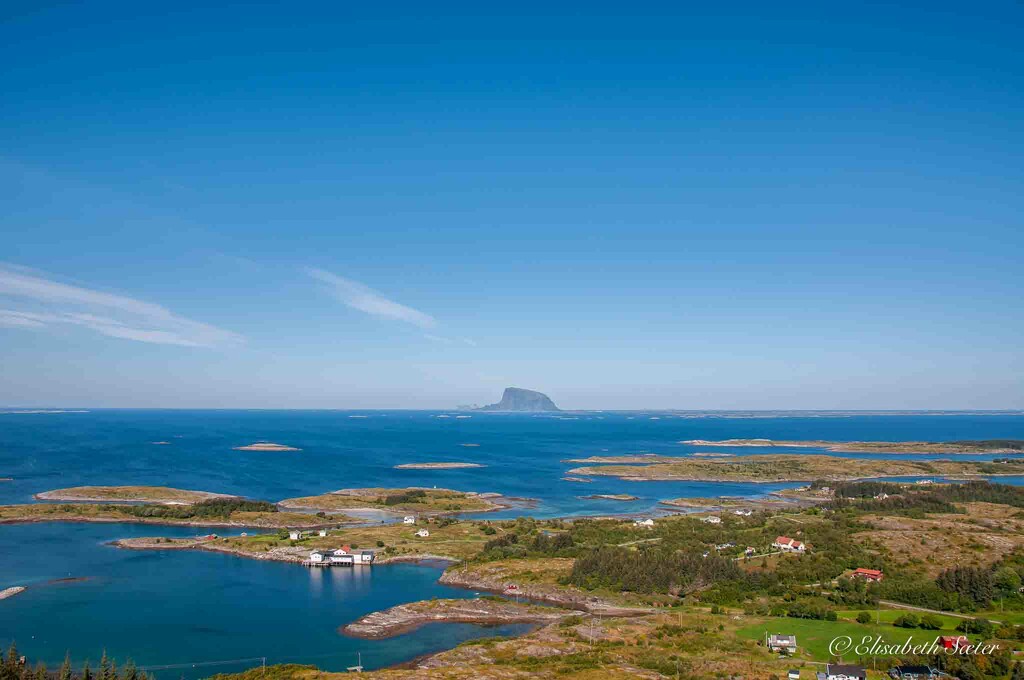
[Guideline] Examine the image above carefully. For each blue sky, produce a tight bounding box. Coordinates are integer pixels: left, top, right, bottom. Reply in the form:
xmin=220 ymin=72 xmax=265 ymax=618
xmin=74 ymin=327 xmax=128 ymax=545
xmin=1 ymin=2 xmax=1022 ymax=409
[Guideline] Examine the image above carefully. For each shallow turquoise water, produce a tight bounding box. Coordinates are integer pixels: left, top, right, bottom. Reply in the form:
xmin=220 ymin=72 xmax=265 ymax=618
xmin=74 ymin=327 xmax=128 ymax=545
xmin=1 ymin=410 xmax=1022 ymax=674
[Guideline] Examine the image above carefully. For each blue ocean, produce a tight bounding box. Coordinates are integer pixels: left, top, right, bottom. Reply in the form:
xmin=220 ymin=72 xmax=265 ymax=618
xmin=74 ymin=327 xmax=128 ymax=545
xmin=1 ymin=410 xmax=1022 ymax=675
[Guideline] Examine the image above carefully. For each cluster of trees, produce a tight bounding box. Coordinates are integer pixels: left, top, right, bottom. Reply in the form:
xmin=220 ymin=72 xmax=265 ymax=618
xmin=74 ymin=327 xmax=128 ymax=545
xmin=891 ymin=612 xmax=944 ymax=629
xmin=101 ymin=498 xmax=277 ymax=520
xmin=825 ymin=480 xmax=1024 ymax=517
xmin=951 ymin=440 xmax=1024 ymax=451
xmin=937 ymin=566 xmax=994 ymax=608
xmin=937 ymin=481 xmax=1024 ymax=509
xmin=822 ymin=481 xmax=908 ymax=498
xmin=382 ymin=489 xmax=427 ymax=506
xmin=478 ymin=530 xmax=576 ymax=560
xmin=567 ymin=546 xmax=741 ymax=595
xmin=1 ymin=645 xmax=147 ymax=680
xmin=831 ymin=492 xmax=957 ymax=515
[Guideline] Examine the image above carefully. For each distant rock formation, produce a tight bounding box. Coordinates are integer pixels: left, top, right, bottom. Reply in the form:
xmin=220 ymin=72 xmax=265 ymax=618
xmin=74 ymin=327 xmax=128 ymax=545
xmin=478 ymin=387 xmax=560 ymax=412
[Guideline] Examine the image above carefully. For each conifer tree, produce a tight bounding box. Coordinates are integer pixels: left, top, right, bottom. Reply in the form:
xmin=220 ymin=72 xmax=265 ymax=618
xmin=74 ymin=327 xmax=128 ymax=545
xmin=81 ymin=660 xmax=91 ymax=680
xmin=121 ymin=660 xmax=138 ymax=680
xmin=4 ymin=642 xmax=20 ymax=680
xmin=59 ymin=653 xmax=72 ymax=680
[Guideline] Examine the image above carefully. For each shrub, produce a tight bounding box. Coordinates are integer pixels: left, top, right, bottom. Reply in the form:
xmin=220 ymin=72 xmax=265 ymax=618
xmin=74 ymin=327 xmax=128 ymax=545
xmin=893 ymin=614 xmax=920 ymax=628
xmin=856 ymin=611 xmax=872 ymax=624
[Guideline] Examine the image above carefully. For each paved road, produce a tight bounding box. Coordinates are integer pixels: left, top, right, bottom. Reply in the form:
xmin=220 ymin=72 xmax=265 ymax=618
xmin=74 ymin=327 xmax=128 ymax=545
xmin=878 ymin=600 xmax=1002 ymax=624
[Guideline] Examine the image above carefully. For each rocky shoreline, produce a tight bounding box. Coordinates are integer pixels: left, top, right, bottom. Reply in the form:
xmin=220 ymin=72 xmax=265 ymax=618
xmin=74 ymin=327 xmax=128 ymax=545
xmin=438 ymin=566 xmax=649 ymax=616
xmin=340 ymin=597 xmax=568 ymax=639
xmin=0 ymin=586 xmax=26 ymax=601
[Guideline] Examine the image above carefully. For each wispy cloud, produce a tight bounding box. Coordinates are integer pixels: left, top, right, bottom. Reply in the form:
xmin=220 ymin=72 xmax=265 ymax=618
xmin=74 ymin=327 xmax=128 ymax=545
xmin=0 ymin=265 xmax=242 ymax=348
xmin=307 ymin=268 xmax=437 ymax=330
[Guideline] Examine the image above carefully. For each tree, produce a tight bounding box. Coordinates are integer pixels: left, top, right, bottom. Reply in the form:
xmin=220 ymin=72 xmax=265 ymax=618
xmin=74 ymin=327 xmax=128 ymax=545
xmin=1011 ymin=661 xmax=1024 ymax=680
xmin=122 ymin=660 xmax=138 ymax=680
xmin=3 ymin=642 xmax=20 ymax=680
xmin=99 ymin=651 xmax=112 ymax=680
xmin=81 ymin=660 xmax=92 ymax=680
xmin=59 ymin=653 xmax=72 ymax=680
xmin=856 ymin=611 xmax=872 ymax=624
xmin=919 ymin=614 xmax=943 ymax=630
xmin=994 ymin=567 xmax=1022 ymax=596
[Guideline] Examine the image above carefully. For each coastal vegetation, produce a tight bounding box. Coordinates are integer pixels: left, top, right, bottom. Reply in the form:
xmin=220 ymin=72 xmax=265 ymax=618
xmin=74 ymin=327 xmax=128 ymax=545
xmin=680 ymin=438 xmax=1024 ymax=454
xmin=33 ymin=486 xmax=238 ymax=504
xmin=278 ymin=487 xmax=508 ymax=514
xmin=568 ymin=454 xmax=1024 ymax=482
xmin=100 ymin=477 xmax=1024 ymax=678
xmin=0 ymin=499 xmax=352 ymax=528
xmin=1 ymin=645 xmax=151 ymax=680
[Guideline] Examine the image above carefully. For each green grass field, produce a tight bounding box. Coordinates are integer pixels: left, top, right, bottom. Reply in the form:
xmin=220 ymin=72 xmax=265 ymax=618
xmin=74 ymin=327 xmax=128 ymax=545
xmin=735 ymin=617 xmax=949 ymax=662
xmin=836 ymin=609 xmax=963 ymax=631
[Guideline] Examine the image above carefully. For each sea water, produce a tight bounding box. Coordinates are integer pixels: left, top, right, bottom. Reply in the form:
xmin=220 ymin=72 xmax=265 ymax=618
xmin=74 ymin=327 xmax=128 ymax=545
xmin=1 ymin=410 xmax=1022 ymax=673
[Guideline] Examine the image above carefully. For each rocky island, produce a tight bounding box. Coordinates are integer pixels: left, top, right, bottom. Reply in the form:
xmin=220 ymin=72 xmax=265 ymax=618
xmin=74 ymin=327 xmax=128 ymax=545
xmin=232 ymin=442 xmax=301 ymax=451
xmin=34 ymin=485 xmax=239 ymax=504
xmin=278 ymin=487 xmax=516 ymax=514
xmin=477 ymin=387 xmax=560 ymax=412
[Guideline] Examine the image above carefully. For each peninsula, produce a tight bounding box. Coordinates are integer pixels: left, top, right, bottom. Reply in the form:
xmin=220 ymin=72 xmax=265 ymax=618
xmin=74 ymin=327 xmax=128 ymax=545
xmin=340 ymin=597 xmax=570 ymax=639
xmin=680 ymin=438 xmax=1024 ymax=454
xmin=477 ymin=387 xmax=560 ymax=412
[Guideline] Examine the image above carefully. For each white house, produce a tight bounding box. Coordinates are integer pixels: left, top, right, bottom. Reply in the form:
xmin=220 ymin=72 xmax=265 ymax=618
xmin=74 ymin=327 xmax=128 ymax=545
xmin=767 ymin=634 xmax=797 ymax=654
xmin=308 ymin=550 xmax=330 ymax=564
xmin=353 ymin=550 xmax=375 ymax=564
xmin=734 ymin=509 xmax=753 ymax=516
xmin=633 ymin=518 xmax=654 ymax=527
xmin=701 ymin=516 xmax=722 ymax=524
xmin=745 ymin=547 xmax=756 ymax=556
xmin=318 ymin=528 xmax=328 ymax=537
xmin=329 ymin=552 xmax=354 ymax=566
xmin=403 ymin=516 xmax=416 ymax=524
xmin=288 ymin=530 xmax=302 ymax=540
xmin=416 ymin=529 xmax=430 ymax=537
xmin=823 ymin=663 xmax=866 ymax=680
xmin=788 ymin=670 xmax=800 ymax=680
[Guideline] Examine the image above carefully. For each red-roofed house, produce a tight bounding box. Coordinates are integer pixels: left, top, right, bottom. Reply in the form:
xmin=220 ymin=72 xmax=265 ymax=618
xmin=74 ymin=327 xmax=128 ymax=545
xmin=937 ymin=635 xmax=969 ymax=651
xmin=852 ymin=568 xmax=884 ymax=582
xmin=773 ymin=536 xmax=806 ymax=553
